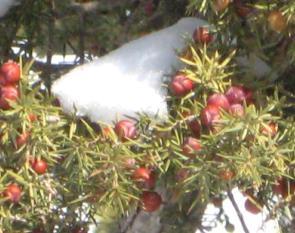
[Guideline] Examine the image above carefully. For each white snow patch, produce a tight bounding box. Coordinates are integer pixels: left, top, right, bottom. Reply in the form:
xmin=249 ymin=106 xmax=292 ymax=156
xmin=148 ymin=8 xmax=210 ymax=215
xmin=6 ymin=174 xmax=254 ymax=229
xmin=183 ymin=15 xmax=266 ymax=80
xmin=198 ymin=188 xmax=279 ymax=233
xmin=52 ymin=17 xmax=208 ymax=124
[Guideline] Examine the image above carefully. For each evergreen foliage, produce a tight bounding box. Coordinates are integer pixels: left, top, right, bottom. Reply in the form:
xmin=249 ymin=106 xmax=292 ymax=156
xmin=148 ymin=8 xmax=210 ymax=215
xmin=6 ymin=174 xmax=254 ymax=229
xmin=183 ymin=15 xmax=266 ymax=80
xmin=0 ymin=0 xmax=294 ymax=232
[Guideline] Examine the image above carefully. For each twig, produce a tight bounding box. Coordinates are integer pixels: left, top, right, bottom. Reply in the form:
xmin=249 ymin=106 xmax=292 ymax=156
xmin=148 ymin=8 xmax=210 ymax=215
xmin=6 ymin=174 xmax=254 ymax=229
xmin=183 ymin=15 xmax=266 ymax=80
xmin=45 ymin=0 xmax=55 ymax=89
xmin=227 ymin=188 xmax=250 ymax=233
xmin=119 ymin=207 xmax=140 ymax=233
xmin=78 ymin=11 xmax=85 ymax=64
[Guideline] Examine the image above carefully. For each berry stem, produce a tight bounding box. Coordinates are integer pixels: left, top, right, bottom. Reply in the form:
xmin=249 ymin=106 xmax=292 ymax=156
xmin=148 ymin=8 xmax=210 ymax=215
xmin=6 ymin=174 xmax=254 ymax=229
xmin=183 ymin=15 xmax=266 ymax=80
xmin=227 ymin=187 xmax=250 ymax=233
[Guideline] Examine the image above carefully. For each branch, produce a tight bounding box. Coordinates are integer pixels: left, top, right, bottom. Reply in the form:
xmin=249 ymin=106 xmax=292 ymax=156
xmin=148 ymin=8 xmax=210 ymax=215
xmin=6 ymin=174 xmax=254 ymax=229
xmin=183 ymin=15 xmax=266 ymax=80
xmin=44 ymin=0 xmax=55 ymax=89
xmin=78 ymin=11 xmax=85 ymax=64
xmin=33 ymin=60 xmax=75 ymax=72
xmin=119 ymin=207 xmax=141 ymax=233
xmin=227 ymin=188 xmax=250 ymax=233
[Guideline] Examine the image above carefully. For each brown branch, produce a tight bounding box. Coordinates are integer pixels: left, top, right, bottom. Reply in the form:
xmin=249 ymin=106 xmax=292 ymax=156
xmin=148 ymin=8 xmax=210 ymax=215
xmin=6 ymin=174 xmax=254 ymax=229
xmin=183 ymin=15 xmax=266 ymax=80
xmin=67 ymin=40 xmax=80 ymax=59
xmin=119 ymin=207 xmax=140 ymax=233
xmin=33 ymin=60 xmax=75 ymax=71
xmin=227 ymin=188 xmax=250 ymax=233
xmin=45 ymin=0 xmax=55 ymax=88
xmin=78 ymin=12 xmax=85 ymax=64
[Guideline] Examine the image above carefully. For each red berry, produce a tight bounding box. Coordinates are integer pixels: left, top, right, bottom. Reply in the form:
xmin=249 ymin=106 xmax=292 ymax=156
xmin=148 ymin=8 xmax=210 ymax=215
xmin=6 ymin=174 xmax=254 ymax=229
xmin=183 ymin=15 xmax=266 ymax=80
xmin=0 ymin=85 xmax=20 ymax=110
xmin=268 ymin=11 xmax=287 ymax=33
xmin=219 ymin=169 xmax=235 ymax=181
xmin=188 ymin=119 xmax=201 ymax=138
xmin=214 ymin=0 xmax=230 ymax=11
xmin=170 ymin=74 xmax=195 ymax=97
xmin=141 ymin=191 xmax=162 ymax=212
xmin=193 ymin=27 xmax=213 ymax=44
xmin=234 ymin=0 xmax=252 ymax=17
xmin=31 ymin=159 xmax=48 ymax=175
xmin=200 ymin=105 xmax=220 ymax=128
xmin=133 ymin=167 xmax=151 ymax=181
xmin=182 ymin=137 xmax=202 ymax=158
xmin=207 ymin=93 xmax=230 ymax=111
xmin=261 ymin=122 xmax=278 ymax=138
xmin=28 ymin=113 xmax=38 ymax=122
xmin=133 ymin=167 xmax=156 ymax=189
xmin=1 ymin=60 xmax=20 ymax=84
xmin=16 ymin=131 xmax=30 ymax=148
xmin=225 ymin=85 xmax=253 ymax=105
xmin=229 ymin=104 xmax=244 ymax=117
xmin=4 ymin=183 xmax=22 ymax=203
xmin=114 ymin=120 xmax=137 ymax=142
xmin=244 ymin=198 xmax=261 ymax=214
xmin=144 ymin=0 xmax=154 ymax=16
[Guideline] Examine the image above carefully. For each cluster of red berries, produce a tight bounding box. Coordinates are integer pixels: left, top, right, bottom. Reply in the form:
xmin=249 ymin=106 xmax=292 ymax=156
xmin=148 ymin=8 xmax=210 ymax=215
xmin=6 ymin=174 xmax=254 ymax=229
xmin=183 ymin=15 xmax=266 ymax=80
xmin=170 ymin=71 xmax=280 ymax=184
xmin=201 ymin=85 xmax=253 ymax=130
xmin=0 ymin=61 xmax=47 ymax=205
xmin=169 ymin=65 xmax=284 ymax=215
xmin=0 ymin=60 xmax=21 ymax=110
xmin=213 ymin=0 xmax=288 ymax=32
xmin=133 ymin=167 xmax=156 ymax=190
xmin=94 ymin=12 xmax=284 ymax=214
xmin=114 ymin=67 xmax=280 ymax=214
xmin=0 ymin=61 xmax=48 ymax=174
xmin=113 ymin=86 xmax=255 ymax=209
xmin=0 ymin=61 xmax=26 ymax=148
xmin=170 ymin=73 xmax=254 ymax=128
xmin=112 ymin=120 xmax=162 ymax=212
xmin=241 ymin=178 xmax=295 ymax=215
xmin=3 ymin=157 xmax=48 ymax=204
xmin=0 ymin=61 xmax=38 ymax=150
xmin=132 ymin=167 xmax=162 ymax=212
